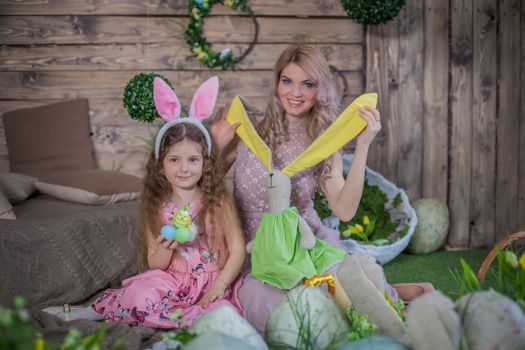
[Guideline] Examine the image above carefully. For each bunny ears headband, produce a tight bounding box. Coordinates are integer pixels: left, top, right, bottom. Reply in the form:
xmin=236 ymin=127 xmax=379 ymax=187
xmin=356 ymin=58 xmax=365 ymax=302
xmin=225 ymin=93 xmax=378 ymax=177
xmin=153 ymin=76 xmax=218 ymax=159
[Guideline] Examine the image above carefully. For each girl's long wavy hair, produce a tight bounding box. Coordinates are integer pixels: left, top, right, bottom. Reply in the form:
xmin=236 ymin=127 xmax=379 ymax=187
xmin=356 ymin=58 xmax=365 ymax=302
xmin=258 ymin=44 xmax=340 ymax=185
xmin=137 ymin=123 xmax=230 ymax=271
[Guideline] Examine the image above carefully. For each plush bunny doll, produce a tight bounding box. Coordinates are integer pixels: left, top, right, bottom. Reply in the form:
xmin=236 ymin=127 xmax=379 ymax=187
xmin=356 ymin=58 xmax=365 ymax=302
xmin=226 ymin=93 xmax=378 ymax=290
xmin=152 ymin=76 xmax=219 ymax=243
xmin=248 ymin=169 xmax=317 ymax=252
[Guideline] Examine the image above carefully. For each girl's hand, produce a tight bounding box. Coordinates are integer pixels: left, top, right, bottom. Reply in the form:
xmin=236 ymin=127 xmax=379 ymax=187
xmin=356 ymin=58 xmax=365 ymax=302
xmin=356 ymin=106 xmax=382 ymax=147
xmin=210 ymin=103 xmax=240 ymax=152
xmin=197 ymin=278 xmax=227 ymax=308
xmin=156 ymin=235 xmax=178 ymax=250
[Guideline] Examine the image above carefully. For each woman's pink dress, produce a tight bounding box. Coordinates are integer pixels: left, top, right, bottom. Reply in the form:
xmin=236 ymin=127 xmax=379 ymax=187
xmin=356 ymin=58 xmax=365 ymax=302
xmin=91 ymin=201 xmax=243 ymax=329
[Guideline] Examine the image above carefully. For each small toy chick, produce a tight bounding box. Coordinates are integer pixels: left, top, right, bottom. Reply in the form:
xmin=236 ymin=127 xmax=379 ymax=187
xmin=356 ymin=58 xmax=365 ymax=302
xmin=161 ymin=204 xmax=197 ymax=243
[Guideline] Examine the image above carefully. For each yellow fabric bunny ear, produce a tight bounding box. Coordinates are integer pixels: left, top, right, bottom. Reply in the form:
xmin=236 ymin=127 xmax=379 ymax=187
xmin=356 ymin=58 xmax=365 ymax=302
xmin=282 ymin=93 xmax=378 ymax=177
xmin=225 ymin=96 xmax=272 ymax=172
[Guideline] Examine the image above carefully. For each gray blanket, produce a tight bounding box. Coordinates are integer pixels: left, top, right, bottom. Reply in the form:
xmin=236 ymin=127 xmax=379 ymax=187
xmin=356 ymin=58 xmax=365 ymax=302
xmin=0 ymin=195 xmax=164 ymax=349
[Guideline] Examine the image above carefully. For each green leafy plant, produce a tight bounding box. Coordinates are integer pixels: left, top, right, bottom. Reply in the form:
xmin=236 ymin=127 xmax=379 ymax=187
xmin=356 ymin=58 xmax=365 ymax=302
xmin=0 ymin=297 xmax=123 ymax=350
xmin=314 ymin=179 xmax=409 ymax=245
xmin=451 ymin=245 xmax=525 ymax=309
xmin=345 ymin=306 xmax=378 ymax=341
xmin=313 ymin=191 xmax=332 ymax=221
xmin=0 ymin=297 xmax=38 ymax=350
xmin=151 ymin=308 xmax=197 ymax=349
xmin=154 ymin=330 xmax=196 ymax=350
xmin=341 ymin=0 xmax=405 ymax=25
xmin=53 ymin=327 xmax=124 ymax=350
xmin=123 ymin=72 xmax=173 ymax=123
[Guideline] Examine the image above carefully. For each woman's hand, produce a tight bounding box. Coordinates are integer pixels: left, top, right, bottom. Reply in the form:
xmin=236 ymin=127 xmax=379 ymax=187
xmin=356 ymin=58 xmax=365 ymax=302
xmin=210 ymin=103 xmax=240 ymax=153
xmin=197 ymin=278 xmax=227 ymax=308
xmin=356 ymin=106 xmax=382 ymax=147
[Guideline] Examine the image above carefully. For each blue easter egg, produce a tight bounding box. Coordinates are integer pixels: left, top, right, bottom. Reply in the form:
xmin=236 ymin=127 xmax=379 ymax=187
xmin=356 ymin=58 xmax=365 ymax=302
xmin=161 ymin=225 xmax=177 ymax=240
xmin=175 ymin=227 xmax=191 ymax=243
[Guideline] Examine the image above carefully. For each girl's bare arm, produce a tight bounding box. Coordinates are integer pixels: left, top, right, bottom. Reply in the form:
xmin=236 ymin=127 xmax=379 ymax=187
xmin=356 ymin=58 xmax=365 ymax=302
xmin=147 ymin=229 xmax=178 ymax=270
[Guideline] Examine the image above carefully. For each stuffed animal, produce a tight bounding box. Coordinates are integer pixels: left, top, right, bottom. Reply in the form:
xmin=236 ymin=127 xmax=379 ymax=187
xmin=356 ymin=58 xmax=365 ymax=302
xmin=225 ymin=93 xmax=378 ymax=290
xmin=161 ymin=203 xmax=198 ymax=243
xmin=336 ymin=252 xmax=408 ymax=342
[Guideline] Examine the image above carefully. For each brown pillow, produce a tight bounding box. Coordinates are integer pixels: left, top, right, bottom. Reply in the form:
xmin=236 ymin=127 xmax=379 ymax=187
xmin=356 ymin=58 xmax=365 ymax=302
xmin=2 ymin=99 xmax=95 ymax=178
xmin=0 ymin=190 xmax=16 ymax=219
xmin=0 ymin=172 xmax=37 ymax=204
xmin=35 ymin=170 xmax=143 ymax=205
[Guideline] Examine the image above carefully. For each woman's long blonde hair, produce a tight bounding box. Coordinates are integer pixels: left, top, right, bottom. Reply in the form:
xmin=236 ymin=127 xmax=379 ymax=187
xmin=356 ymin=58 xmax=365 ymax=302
xmin=258 ymin=44 xmax=339 ymax=184
xmin=137 ymin=123 xmax=231 ymax=271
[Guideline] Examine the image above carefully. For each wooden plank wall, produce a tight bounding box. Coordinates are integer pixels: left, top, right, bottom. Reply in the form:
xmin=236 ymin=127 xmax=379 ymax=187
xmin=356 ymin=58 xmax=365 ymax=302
xmin=367 ymin=0 xmax=524 ymax=248
xmin=1 ymin=0 xmax=523 ymax=247
xmin=0 ymin=0 xmax=364 ymax=176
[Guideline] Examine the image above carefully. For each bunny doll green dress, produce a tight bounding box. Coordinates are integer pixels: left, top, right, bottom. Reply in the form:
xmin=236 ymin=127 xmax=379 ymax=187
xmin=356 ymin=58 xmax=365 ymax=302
xmin=251 ymin=204 xmax=347 ymax=289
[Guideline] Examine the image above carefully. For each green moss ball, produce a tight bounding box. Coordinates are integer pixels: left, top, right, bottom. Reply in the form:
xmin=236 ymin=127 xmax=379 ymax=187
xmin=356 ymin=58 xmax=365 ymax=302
xmin=406 ymin=198 xmax=449 ymax=254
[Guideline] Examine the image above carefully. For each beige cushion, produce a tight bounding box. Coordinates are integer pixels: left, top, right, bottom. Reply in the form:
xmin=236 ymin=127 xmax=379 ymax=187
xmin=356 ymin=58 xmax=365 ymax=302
xmin=36 ymin=170 xmax=143 ymax=205
xmin=0 ymin=191 xmax=16 ymax=220
xmin=2 ymin=99 xmax=95 ymax=178
xmin=0 ymin=172 xmax=37 ymax=204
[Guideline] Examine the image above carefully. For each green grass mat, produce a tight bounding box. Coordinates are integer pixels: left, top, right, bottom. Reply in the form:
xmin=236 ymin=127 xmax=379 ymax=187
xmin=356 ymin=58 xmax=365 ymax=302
xmin=383 ymin=249 xmax=497 ymax=300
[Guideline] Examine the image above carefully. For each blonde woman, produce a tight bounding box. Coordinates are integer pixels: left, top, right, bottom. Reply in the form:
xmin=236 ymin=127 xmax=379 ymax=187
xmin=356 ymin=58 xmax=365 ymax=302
xmin=212 ymin=44 xmax=383 ymax=332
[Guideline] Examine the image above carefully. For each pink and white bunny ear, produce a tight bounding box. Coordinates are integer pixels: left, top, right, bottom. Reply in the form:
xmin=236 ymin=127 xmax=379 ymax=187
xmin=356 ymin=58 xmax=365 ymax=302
xmin=153 ymin=77 xmax=181 ymax=121
xmin=189 ymin=76 xmax=219 ymax=120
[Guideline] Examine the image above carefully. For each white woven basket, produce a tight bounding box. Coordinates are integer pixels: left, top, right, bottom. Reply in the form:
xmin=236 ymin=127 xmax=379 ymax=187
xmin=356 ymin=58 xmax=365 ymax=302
xmin=322 ymin=154 xmax=417 ymax=265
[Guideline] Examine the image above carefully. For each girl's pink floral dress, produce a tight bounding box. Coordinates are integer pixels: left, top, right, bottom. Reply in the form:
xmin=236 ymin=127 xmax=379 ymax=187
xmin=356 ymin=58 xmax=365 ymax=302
xmin=91 ymin=201 xmax=243 ymax=329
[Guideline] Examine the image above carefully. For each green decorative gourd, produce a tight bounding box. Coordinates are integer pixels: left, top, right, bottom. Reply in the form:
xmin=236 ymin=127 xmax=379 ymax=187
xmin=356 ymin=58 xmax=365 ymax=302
xmin=266 ymin=286 xmax=349 ymax=349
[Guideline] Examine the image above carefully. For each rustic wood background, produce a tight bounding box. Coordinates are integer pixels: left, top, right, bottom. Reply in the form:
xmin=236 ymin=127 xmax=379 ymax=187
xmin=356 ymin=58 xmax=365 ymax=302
xmin=0 ymin=0 xmax=523 ymax=248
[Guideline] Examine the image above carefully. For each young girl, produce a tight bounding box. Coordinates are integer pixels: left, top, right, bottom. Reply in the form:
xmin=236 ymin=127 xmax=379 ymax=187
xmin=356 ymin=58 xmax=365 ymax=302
xmin=212 ymin=44 xmax=384 ymax=332
xmin=50 ymin=77 xmax=246 ymax=329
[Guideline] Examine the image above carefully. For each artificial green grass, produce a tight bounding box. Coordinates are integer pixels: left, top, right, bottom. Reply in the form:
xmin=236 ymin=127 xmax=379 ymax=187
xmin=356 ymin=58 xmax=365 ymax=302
xmin=383 ymin=249 xmax=498 ymax=300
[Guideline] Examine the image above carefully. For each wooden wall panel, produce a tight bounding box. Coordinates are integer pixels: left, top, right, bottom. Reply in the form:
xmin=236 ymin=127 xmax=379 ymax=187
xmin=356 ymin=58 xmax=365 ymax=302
xmin=470 ymin=0 xmax=498 ymax=247
xmin=422 ymin=0 xmax=448 ymax=203
xmin=496 ymin=0 xmax=521 ymax=241
xmin=366 ymin=2 xmax=424 ymax=202
xmin=0 ymin=0 xmax=348 ymax=17
xmin=0 ymin=0 xmax=365 ymax=179
xmin=0 ymin=16 xmax=361 ymax=45
xmin=0 ymin=44 xmax=363 ymax=71
xmin=366 ymin=23 xmax=397 ymax=178
xmin=449 ymin=0 xmax=473 ymax=248
xmin=366 ymin=0 xmax=525 ymax=247
xmin=95 ymin=152 xmax=150 ymax=177
xmin=396 ymin=1 xmax=424 ymax=199
xmin=520 ymin=0 xmax=525 ymax=232
xmin=366 ymin=18 xmax=401 ymax=187
xmin=0 ymin=71 xmax=363 ymax=100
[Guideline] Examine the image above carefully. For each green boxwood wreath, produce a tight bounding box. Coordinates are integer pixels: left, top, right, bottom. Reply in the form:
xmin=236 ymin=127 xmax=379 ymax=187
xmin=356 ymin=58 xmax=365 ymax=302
xmin=123 ymin=73 xmax=173 ymax=123
xmin=341 ymin=0 xmax=405 ymax=25
xmin=185 ymin=0 xmax=259 ymax=70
